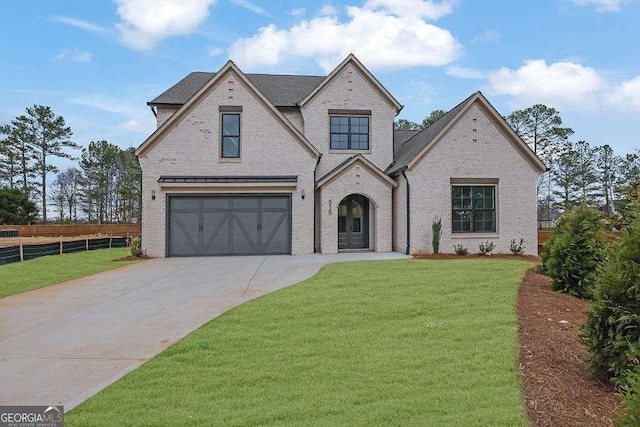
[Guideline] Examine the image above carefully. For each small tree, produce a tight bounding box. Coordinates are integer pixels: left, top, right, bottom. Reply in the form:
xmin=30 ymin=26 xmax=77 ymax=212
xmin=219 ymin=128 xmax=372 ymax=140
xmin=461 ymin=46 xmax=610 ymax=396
xmin=542 ymin=205 xmax=607 ymax=298
xmin=581 ymin=216 xmax=640 ymax=384
xmin=0 ymin=188 xmax=38 ymax=224
xmin=432 ymin=216 xmax=442 ymax=254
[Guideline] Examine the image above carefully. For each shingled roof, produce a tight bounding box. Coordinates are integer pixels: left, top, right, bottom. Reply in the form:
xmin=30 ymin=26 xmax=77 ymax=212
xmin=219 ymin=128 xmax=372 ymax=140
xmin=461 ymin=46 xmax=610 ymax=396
xmin=386 ymin=92 xmax=479 ymax=176
xmin=148 ymin=72 xmax=326 ymax=108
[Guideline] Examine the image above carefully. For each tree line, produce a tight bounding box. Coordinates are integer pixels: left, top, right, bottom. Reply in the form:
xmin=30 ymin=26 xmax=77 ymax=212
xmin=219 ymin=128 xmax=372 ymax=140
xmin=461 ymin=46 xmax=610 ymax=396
xmin=395 ymin=105 xmax=640 ymax=221
xmin=0 ymin=105 xmax=141 ymax=224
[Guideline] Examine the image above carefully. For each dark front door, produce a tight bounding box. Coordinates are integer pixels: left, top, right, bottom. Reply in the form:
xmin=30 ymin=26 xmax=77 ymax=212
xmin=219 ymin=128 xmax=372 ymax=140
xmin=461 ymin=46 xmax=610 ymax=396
xmin=338 ymin=194 xmax=369 ymax=249
xmin=168 ymin=195 xmax=291 ymax=256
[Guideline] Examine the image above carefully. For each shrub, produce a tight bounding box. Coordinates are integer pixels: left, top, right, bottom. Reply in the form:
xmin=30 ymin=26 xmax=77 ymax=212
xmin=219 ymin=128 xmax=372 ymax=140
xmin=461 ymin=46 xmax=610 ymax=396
xmin=509 ymin=238 xmax=525 ymax=255
xmin=453 ymin=244 xmax=468 ymax=255
xmin=478 ymin=241 xmax=495 ymax=255
xmin=581 ymin=218 xmax=640 ymax=383
xmin=432 ymin=216 xmax=442 ymax=255
xmin=618 ymin=369 xmax=640 ymax=427
xmin=541 ymin=205 xmax=607 ymax=298
xmin=130 ymin=236 xmax=143 ymax=257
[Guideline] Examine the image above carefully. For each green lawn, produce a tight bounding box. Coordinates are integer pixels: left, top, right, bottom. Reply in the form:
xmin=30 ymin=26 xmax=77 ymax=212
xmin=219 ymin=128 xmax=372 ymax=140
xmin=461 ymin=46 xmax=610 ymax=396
xmin=0 ymin=247 xmax=139 ymax=298
xmin=67 ymin=259 xmax=533 ymax=426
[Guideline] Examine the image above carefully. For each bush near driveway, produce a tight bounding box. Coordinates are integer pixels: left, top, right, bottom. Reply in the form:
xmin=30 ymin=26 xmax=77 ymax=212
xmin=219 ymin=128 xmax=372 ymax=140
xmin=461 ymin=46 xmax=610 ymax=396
xmin=68 ymin=259 xmax=533 ymax=426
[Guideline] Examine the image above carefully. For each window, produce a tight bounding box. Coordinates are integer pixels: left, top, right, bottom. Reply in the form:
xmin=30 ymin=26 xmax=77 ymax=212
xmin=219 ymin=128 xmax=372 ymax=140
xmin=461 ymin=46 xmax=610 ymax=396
xmin=221 ymin=113 xmax=240 ymax=158
xmin=452 ymin=186 xmax=496 ymax=233
xmin=330 ymin=116 xmax=369 ymax=150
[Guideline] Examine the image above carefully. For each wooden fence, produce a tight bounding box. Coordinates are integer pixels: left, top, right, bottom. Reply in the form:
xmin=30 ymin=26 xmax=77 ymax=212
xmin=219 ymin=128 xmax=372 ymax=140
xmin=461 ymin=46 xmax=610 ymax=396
xmin=538 ymin=230 xmax=553 ymax=254
xmin=0 ymin=224 xmax=141 ymax=237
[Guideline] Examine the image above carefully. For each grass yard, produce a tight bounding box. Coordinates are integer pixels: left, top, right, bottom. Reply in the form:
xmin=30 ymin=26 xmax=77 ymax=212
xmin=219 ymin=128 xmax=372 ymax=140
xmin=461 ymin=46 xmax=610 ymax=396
xmin=0 ymin=247 xmax=139 ymax=298
xmin=67 ymin=259 xmax=533 ymax=426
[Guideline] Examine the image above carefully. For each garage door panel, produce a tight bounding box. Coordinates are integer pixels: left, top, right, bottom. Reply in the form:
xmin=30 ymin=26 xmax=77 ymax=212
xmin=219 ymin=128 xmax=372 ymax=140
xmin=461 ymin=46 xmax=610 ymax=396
xmin=203 ymin=197 xmax=229 ymax=211
xmin=169 ymin=212 xmax=200 ymax=255
xmin=168 ymin=195 xmax=291 ymax=256
xmin=231 ymin=213 xmax=258 ymax=254
xmin=261 ymin=211 xmax=288 ymax=253
xmin=261 ymin=197 xmax=288 ymax=209
xmin=202 ymin=213 xmax=230 ymax=255
xmin=172 ymin=198 xmax=201 ymax=211
xmin=232 ymin=198 xmax=259 ymax=210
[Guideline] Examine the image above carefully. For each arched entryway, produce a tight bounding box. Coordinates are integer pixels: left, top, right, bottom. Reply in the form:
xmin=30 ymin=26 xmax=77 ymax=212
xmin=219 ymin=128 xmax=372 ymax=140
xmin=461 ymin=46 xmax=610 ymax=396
xmin=338 ymin=194 xmax=370 ymax=249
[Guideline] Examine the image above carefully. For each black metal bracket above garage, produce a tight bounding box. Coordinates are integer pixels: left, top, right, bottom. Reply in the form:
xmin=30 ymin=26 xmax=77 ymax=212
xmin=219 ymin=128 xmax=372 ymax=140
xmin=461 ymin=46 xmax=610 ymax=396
xmin=157 ymin=175 xmax=298 ymax=189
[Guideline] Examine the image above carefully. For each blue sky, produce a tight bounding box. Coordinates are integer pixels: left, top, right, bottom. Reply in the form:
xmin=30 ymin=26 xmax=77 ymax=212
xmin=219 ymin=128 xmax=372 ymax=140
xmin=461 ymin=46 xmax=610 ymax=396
xmin=1 ymin=0 xmax=639 ymax=167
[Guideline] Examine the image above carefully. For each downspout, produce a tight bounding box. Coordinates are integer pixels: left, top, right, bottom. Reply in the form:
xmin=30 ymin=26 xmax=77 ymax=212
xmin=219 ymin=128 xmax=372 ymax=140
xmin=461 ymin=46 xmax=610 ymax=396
xmin=313 ymin=153 xmax=323 ymax=253
xmin=402 ymin=170 xmax=410 ymax=255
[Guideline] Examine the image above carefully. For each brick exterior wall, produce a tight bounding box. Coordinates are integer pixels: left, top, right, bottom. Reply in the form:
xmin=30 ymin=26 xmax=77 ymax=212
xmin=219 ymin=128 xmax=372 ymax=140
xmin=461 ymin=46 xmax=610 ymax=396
xmin=156 ymin=105 xmax=178 ymax=127
xmin=405 ymin=102 xmax=540 ymax=255
xmin=140 ymin=59 xmax=539 ymax=258
xmin=300 ymin=63 xmax=396 ymax=179
xmin=392 ymin=174 xmax=407 ymax=253
xmin=138 ymin=69 xmax=317 ymax=257
xmin=319 ymin=162 xmax=393 ymax=254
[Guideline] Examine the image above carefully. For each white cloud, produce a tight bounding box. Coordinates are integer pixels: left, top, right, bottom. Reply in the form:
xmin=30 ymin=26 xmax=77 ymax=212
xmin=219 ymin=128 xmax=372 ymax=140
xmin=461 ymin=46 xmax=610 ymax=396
xmin=570 ymin=0 xmax=635 ymax=12
xmin=486 ymin=59 xmax=604 ymax=107
xmin=318 ymin=4 xmax=338 ymax=16
xmin=446 ymin=66 xmax=484 ymax=79
xmin=55 ymin=48 xmax=94 ymax=63
xmin=69 ymin=94 xmax=153 ymax=133
xmin=232 ymin=0 xmax=269 ymax=16
xmin=207 ymin=46 xmax=224 ymax=56
xmin=607 ymin=75 xmax=640 ymax=113
xmin=115 ymin=0 xmax=217 ymax=51
xmin=229 ymin=0 xmax=460 ymax=72
xmin=53 ymin=16 xmax=107 ymax=34
xmin=364 ymin=0 xmax=454 ymax=19
xmin=471 ymin=29 xmax=500 ymax=44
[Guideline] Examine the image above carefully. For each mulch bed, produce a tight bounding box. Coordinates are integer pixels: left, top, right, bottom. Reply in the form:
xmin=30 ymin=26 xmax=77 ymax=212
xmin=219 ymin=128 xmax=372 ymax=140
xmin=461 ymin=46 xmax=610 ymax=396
xmin=113 ymin=254 xmax=152 ymax=262
xmin=412 ymin=253 xmax=541 ymax=262
xmin=517 ymin=267 xmax=623 ymax=426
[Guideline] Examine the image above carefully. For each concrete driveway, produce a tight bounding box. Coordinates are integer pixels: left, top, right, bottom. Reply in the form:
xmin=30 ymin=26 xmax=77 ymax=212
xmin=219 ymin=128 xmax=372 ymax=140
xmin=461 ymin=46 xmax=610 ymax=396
xmin=0 ymin=252 xmax=407 ymax=410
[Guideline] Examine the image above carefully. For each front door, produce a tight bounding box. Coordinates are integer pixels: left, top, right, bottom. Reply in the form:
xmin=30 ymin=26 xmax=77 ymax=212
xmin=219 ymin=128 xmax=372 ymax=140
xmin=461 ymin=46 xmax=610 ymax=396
xmin=338 ymin=194 xmax=369 ymax=249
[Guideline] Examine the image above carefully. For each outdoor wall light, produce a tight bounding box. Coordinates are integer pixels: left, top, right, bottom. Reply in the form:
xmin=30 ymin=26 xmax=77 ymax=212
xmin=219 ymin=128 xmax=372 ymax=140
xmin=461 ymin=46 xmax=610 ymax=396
xmin=301 ymin=190 xmax=305 ymax=200
xmin=151 ymin=190 xmax=156 ymax=200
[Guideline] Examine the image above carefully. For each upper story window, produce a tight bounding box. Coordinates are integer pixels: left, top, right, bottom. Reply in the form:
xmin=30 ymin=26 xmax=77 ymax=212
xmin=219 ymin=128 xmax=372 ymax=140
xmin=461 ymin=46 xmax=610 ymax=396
xmin=330 ymin=116 xmax=369 ymax=150
xmin=452 ymin=185 xmax=496 ymax=233
xmin=220 ymin=111 xmax=241 ymax=158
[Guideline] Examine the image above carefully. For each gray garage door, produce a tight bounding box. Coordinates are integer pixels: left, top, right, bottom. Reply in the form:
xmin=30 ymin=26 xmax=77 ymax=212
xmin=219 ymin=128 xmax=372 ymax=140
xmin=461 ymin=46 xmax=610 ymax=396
xmin=168 ymin=195 xmax=291 ymax=256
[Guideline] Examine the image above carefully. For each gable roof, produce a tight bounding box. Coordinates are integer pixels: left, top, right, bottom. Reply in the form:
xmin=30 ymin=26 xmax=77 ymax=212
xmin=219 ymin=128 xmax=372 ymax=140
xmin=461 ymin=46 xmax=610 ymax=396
xmin=299 ymin=54 xmax=403 ymax=113
xmin=136 ymin=60 xmax=320 ymax=158
xmin=316 ymin=154 xmax=397 ymax=189
xmin=386 ymin=91 xmax=546 ymax=175
xmin=148 ymin=72 xmax=325 ymax=108
xmin=393 ymin=129 xmax=420 ymax=153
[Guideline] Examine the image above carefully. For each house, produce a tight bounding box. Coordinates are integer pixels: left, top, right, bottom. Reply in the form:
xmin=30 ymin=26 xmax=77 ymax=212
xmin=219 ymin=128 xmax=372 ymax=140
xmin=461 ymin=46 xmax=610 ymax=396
xmin=135 ymin=54 xmax=545 ymax=257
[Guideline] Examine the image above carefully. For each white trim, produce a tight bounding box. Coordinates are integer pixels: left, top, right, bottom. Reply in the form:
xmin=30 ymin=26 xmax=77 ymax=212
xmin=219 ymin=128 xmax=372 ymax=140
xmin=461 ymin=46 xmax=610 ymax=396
xmin=316 ymin=155 xmax=397 ymax=189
